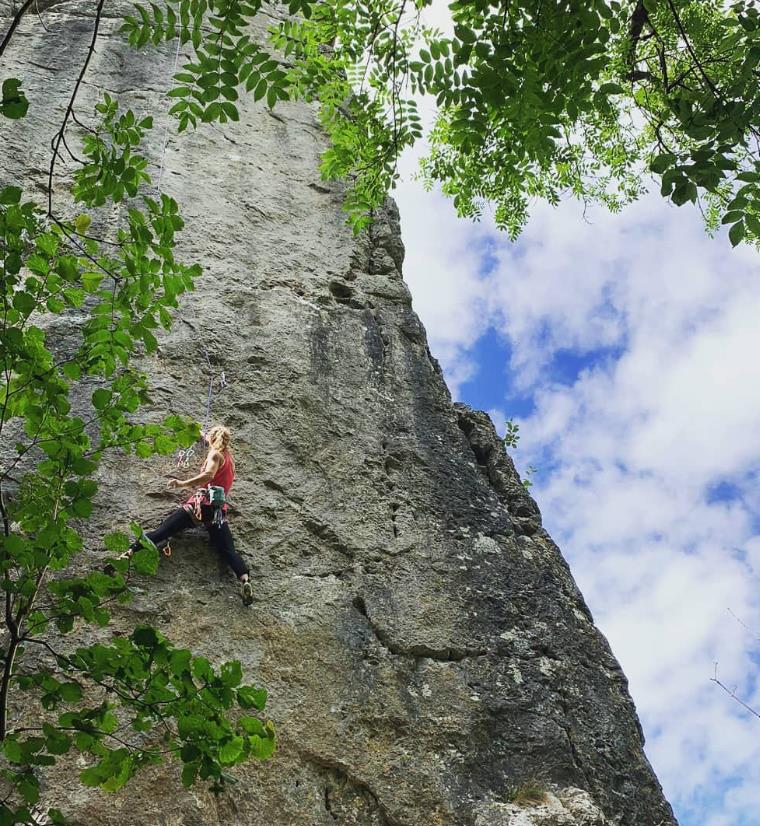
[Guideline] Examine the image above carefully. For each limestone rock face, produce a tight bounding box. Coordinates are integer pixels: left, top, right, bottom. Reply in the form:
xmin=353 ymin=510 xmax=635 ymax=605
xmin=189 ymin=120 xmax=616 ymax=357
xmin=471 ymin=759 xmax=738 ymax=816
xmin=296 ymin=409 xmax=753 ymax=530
xmin=1 ymin=3 xmax=677 ymax=825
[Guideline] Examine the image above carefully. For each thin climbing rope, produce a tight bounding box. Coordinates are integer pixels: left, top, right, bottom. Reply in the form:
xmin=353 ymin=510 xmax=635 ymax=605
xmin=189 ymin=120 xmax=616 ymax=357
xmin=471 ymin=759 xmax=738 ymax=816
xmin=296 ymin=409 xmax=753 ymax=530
xmin=155 ymin=37 xmax=181 ymax=192
xmin=202 ymin=349 xmax=214 ymax=431
xmin=155 ymin=45 xmax=230 ymax=472
xmin=172 ymin=351 xmax=227 ymax=470
xmin=200 ymin=350 xmax=228 ymax=432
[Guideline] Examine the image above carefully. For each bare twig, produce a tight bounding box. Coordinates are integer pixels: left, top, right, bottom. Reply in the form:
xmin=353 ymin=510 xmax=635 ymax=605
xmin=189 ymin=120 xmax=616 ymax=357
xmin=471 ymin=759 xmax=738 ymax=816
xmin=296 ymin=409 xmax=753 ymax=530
xmin=0 ymin=0 xmax=36 ymax=58
xmin=47 ymin=0 xmax=107 ymax=218
xmin=666 ymin=0 xmax=722 ymax=101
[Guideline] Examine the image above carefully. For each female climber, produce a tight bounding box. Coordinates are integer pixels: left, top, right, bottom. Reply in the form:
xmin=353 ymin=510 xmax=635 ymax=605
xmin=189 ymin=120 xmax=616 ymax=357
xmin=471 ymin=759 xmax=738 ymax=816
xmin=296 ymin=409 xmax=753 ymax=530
xmin=123 ymin=424 xmax=253 ymax=605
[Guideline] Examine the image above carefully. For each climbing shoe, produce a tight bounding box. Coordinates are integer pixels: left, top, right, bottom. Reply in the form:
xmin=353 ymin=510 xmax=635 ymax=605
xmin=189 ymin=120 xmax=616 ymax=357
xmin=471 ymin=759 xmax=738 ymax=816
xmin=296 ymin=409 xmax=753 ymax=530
xmin=241 ymin=579 xmax=254 ymax=606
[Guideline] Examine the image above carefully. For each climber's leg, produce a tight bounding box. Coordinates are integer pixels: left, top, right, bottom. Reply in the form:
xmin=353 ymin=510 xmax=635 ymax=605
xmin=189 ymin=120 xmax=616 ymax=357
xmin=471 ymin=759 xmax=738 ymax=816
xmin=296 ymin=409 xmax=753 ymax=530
xmin=207 ymin=521 xmax=249 ymax=577
xmin=129 ymin=507 xmax=194 ymax=554
xmin=207 ymin=521 xmax=252 ymax=604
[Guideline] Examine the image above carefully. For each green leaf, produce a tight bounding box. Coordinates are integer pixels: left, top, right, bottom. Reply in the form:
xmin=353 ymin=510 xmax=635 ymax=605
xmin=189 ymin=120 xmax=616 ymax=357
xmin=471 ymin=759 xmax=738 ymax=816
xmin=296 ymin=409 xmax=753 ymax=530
xmin=202 ymin=102 xmax=223 ymax=121
xmin=650 ymin=153 xmax=676 ymax=174
xmin=1 ymin=77 xmax=29 ymax=119
xmin=237 ymin=685 xmax=267 ymax=710
xmin=249 ymin=732 xmax=276 ymax=759
xmin=72 ymin=497 xmax=93 ymax=518
xmin=75 ymin=213 xmax=92 ymax=233
xmin=132 ymin=625 xmax=162 ymax=650
xmin=0 ymin=185 xmax=22 ymax=204
xmin=181 ymin=761 xmax=199 ymax=787
xmin=219 ymin=736 xmax=244 ymax=763
xmin=82 ymin=271 xmax=104 ymax=292
xmin=80 ymin=766 xmax=104 ymax=787
xmin=221 ymin=102 xmax=239 ymax=121
xmin=13 ymin=291 xmax=36 ymax=314
xmin=104 ymin=531 xmax=130 ymax=553
xmin=729 ymin=219 xmax=746 ymax=246
xmin=454 ymin=25 xmax=475 ymax=44
xmin=132 ymin=543 xmax=159 ymax=575
xmin=170 ymin=648 xmax=192 ymax=675
xmin=92 ymin=388 xmax=112 ymax=410
xmin=3 ymin=739 xmax=23 ymax=763
xmin=18 ymin=774 xmax=40 ymax=804
xmin=239 ymin=715 xmax=267 ymax=736
xmin=60 ymin=682 xmax=83 ymax=702
xmin=220 ymin=660 xmax=243 ymax=688
xmin=192 ymin=656 xmax=212 ymax=681
xmin=252 ymin=78 xmax=267 ymax=102
xmin=745 ymin=214 xmax=760 ymax=237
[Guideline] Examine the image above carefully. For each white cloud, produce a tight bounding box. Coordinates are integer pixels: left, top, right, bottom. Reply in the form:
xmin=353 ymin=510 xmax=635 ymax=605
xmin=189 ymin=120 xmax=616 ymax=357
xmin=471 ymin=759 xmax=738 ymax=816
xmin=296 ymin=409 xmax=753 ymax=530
xmin=396 ymin=156 xmax=492 ymax=397
xmin=395 ymin=169 xmax=760 ymax=824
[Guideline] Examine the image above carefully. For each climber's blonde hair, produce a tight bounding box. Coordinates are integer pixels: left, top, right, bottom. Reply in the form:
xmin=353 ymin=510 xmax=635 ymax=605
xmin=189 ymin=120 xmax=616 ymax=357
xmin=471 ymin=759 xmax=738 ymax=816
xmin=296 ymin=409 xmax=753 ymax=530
xmin=206 ymin=425 xmax=231 ymax=454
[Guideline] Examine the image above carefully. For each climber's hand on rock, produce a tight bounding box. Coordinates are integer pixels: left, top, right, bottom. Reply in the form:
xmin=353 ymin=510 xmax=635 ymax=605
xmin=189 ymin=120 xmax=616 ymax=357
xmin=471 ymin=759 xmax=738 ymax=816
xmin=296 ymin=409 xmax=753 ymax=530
xmin=167 ymin=478 xmax=183 ymax=490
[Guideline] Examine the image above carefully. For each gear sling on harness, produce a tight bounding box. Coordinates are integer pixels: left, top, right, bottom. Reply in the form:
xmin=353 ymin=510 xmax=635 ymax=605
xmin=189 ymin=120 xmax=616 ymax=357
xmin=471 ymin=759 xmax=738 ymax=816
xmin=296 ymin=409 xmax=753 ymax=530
xmin=188 ymin=484 xmax=227 ymax=527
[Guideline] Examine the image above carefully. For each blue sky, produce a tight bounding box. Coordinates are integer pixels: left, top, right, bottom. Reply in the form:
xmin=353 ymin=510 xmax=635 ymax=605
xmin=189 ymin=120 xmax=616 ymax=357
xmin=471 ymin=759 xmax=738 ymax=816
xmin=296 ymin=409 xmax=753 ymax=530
xmin=454 ymin=310 xmax=757 ymax=826
xmin=395 ymin=167 xmax=760 ymax=825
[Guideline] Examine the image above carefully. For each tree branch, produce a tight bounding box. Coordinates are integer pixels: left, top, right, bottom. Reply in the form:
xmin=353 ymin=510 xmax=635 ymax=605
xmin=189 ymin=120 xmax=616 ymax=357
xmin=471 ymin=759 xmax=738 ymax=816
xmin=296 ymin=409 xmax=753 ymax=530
xmin=0 ymin=0 xmax=36 ymax=59
xmin=47 ymin=0 xmax=107 ymax=218
xmin=666 ymin=0 xmax=722 ymax=101
xmin=626 ymin=0 xmax=650 ymax=74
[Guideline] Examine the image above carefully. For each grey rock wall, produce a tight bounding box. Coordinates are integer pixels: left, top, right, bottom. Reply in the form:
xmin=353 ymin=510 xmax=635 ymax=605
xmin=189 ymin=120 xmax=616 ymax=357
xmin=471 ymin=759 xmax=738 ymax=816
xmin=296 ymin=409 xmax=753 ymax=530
xmin=0 ymin=3 xmax=677 ymax=824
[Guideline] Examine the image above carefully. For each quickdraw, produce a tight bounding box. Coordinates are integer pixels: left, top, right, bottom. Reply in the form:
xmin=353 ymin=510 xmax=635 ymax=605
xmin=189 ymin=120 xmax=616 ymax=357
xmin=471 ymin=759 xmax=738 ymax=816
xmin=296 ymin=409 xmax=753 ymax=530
xmin=175 ymin=446 xmax=196 ymax=469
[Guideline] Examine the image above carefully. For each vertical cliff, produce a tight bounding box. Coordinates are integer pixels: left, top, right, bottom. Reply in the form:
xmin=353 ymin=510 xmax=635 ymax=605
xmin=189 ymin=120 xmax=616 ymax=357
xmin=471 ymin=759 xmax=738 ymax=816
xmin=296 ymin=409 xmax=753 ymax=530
xmin=0 ymin=3 xmax=677 ymax=824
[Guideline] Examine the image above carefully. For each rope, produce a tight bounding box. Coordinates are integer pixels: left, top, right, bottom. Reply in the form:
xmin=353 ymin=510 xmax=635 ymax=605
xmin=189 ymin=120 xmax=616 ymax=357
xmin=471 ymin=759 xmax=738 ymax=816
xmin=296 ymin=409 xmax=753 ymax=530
xmin=155 ymin=37 xmax=181 ymax=193
xmin=154 ymin=45 xmax=231 ymax=476
xmin=171 ymin=350 xmax=227 ymax=471
xmin=200 ymin=354 xmax=229 ymax=432
xmin=202 ymin=349 xmax=214 ymax=431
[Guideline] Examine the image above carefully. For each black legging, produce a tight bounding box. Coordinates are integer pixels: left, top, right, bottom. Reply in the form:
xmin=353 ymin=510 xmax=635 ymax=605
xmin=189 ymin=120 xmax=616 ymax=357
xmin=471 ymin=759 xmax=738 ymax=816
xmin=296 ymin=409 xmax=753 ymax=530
xmin=131 ymin=507 xmax=249 ymax=579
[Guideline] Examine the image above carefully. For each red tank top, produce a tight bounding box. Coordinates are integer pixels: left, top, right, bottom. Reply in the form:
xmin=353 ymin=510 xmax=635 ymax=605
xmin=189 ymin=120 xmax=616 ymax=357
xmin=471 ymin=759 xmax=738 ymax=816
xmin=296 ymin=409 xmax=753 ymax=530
xmin=184 ymin=451 xmax=235 ymax=509
xmin=210 ymin=451 xmax=235 ymax=495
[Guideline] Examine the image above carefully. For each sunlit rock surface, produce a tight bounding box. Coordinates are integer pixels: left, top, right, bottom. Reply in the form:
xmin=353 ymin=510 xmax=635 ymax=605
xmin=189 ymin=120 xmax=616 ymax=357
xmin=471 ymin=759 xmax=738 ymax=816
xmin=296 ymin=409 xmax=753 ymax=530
xmin=0 ymin=2 xmax=677 ymax=823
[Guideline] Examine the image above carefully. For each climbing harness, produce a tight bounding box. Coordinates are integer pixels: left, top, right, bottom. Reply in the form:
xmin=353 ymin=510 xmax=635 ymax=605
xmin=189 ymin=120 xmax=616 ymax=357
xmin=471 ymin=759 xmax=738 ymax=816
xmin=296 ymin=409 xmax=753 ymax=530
xmin=208 ymin=485 xmax=226 ymax=527
xmin=187 ymin=484 xmax=227 ymax=527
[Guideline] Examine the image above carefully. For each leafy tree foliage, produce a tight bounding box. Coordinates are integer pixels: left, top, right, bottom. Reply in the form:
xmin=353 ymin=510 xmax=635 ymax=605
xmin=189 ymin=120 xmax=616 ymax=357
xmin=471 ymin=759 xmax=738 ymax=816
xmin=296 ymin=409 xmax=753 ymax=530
xmin=118 ymin=0 xmax=760 ymax=240
xmin=9 ymin=0 xmax=760 ymax=235
xmin=1 ymin=8 xmax=274 ymax=823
